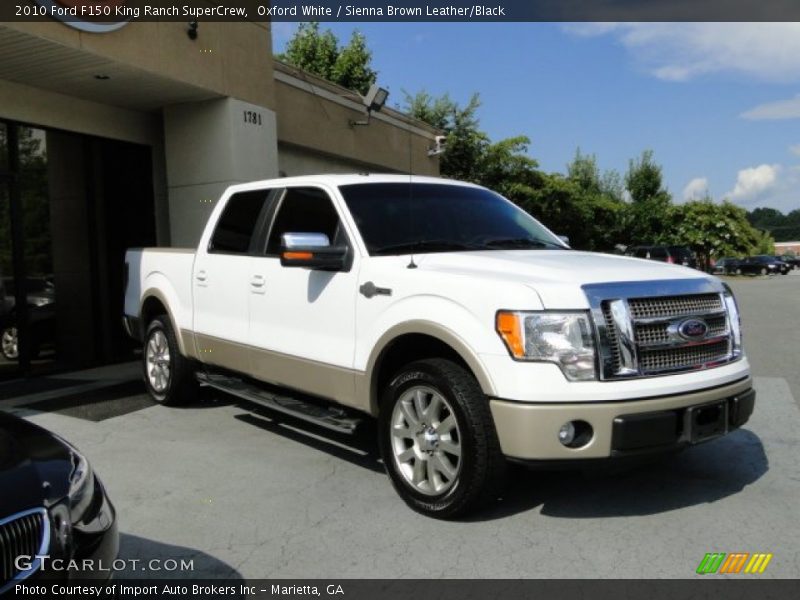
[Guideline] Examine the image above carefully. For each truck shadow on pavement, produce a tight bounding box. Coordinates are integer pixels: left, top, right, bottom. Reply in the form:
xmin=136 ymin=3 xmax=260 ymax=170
xmin=231 ymin=401 xmax=768 ymax=522
xmin=117 ymin=533 xmax=245 ymax=581
xmin=475 ymin=428 xmax=768 ymax=521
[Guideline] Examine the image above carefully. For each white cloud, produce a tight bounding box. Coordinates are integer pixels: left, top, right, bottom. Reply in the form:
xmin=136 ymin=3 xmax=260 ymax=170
xmin=726 ymin=164 xmax=781 ymax=201
xmin=682 ymin=177 xmax=709 ymax=201
xmin=741 ymin=95 xmax=800 ymax=120
xmin=564 ymin=23 xmax=800 ymax=82
xmin=789 ymin=144 xmax=800 ymax=156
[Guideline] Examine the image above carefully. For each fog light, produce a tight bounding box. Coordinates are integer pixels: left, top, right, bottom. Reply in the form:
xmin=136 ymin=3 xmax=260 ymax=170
xmin=558 ymin=422 xmax=576 ymax=445
xmin=558 ymin=420 xmax=593 ymax=448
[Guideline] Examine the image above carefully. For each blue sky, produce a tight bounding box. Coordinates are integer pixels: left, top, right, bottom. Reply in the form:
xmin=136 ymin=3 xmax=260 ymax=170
xmin=273 ymin=23 xmax=800 ymax=213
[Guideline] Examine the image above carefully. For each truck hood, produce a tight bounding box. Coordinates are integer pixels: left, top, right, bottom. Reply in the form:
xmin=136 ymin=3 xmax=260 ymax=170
xmin=415 ymin=250 xmax=711 ymax=309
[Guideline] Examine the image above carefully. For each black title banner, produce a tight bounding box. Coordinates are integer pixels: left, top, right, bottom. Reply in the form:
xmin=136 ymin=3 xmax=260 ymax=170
xmin=3 ymin=0 xmax=800 ymax=23
xmin=8 ymin=579 xmax=800 ymax=600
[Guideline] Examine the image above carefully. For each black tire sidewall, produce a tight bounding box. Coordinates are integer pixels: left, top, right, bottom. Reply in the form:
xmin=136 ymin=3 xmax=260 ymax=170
xmin=378 ymin=359 xmax=500 ymax=517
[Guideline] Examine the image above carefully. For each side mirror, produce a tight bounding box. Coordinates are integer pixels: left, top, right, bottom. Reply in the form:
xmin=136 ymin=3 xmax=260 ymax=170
xmin=557 ymin=235 xmax=571 ymax=247
xmin=280 ymin=232 xmax=347 ymax=271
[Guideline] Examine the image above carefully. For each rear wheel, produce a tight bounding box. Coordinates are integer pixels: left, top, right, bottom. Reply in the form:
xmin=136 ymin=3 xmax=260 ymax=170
xmin=143 ymin=316 xmax=197 ymax=405
xmin=378 ymin=358 xmax=506 ymax=519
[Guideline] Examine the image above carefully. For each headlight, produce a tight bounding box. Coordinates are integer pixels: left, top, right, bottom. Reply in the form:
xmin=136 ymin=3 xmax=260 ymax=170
xmin=496 ymin=311 xmax=597 ymax=381
xmin=67 ymin=446 xmax=96 ymax=523
xmin=722 ymin=285 xmax=742 ymax=357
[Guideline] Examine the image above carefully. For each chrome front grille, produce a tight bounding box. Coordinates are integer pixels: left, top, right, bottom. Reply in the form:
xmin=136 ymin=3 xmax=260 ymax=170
xmin=584 ymin=280 xmax=739 ymax=380
xmin=0 ymin=508 xmax=49 ymax=591
xmin=639 ymin=340 xmax=731 ymax=372
xmin=634 ymin=315 xmax=728 ymax=347
xmin=628 ymin=294 xmax=724 ymax=319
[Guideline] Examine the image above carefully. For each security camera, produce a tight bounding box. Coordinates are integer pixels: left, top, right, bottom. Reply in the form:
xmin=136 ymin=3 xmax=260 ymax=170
xmin=428 ymin=135 xmax=447 ymax=156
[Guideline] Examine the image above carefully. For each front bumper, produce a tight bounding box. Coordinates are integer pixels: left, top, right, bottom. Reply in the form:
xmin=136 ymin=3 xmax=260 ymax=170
xmin=490 ymin=377 xmax=754 ymax=460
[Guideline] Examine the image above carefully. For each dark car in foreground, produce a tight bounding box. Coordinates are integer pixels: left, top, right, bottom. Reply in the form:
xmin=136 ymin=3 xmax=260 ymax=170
xmin=739 ymin=255 xmax=790 ymax=276
xmin=0 ymin=412 xmax=118 ymax=594
xmin=626 ymin=245 xmax=698 ymax=268
xmin=712 ymin=257 xmax=742 ymax=276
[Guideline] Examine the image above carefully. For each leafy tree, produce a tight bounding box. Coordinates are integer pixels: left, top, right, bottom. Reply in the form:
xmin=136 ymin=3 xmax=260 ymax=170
xmin=331 ymin=31 xmax=377 ymax=96
xmin=747 ymin=206 xmax=800 ymax=242
xmin=625 ymin=150 xmax=666 ymax=203
xmin=278 ymin=22 xmax=377 ymax=95
xmin=623 ymin=150 xmax=672 ymax=245
xmin=666 ymin=199 xmax=762 ymax=270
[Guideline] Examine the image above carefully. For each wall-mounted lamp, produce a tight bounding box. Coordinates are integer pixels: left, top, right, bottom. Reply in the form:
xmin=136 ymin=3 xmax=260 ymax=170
xmin=187 ymin=21 xmax=198 ymax=40
xmin=349 ymin=84 xmax=389 ymax=127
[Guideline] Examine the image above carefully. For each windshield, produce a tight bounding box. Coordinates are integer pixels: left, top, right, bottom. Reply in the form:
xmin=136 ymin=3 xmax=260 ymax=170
xmin=338 ymin=182 xmax=565 ymax=256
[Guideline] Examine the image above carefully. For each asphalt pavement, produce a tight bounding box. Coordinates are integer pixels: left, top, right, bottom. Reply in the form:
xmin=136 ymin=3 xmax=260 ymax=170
xmin=5 ymin=271 xmax=800 ymax=579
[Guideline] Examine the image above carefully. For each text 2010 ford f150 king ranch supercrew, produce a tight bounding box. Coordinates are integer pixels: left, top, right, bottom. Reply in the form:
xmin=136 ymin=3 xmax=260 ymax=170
xmin=123 ymin=174 xmax=755 ymax=518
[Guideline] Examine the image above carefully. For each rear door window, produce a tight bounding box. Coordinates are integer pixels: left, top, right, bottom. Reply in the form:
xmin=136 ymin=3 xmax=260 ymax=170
xmin=209 ymin=190 xmax=273 ymax=254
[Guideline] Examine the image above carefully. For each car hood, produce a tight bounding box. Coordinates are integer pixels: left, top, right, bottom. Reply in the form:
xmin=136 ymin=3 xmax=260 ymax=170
xmin=415 ymin=250 xmax=712 ymax=308
xmin=0 ymin=411 xmax=72 ymax=516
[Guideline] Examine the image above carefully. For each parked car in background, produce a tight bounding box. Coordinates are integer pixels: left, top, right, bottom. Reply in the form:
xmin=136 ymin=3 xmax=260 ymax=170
xmin=777 ymin=255 xmax=799 ymax=270
xmin=739 ymin=255 xmax=789 ymax=276
xmin=712 ymin=257 xmax=742 ymax=276
xmin=0 ymin=411 xmax=118 ymax=593
xmin=0 ymin=278 xmax=56 ymax=361
xmin=626 ymin=245 xmax=697 ymax=268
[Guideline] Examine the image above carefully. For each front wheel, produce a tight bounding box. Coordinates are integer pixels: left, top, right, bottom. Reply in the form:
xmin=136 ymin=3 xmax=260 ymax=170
xmin=143 ymin=316 xmax=197 ymax=405
xmin=378 ymin=358 xmax=506 ymax=519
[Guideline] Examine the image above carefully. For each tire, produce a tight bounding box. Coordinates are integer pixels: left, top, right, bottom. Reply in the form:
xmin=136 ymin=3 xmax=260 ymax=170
xmin=1 ymin=327 xmax=18 ymax=361
xmin=142 ymin=316 xmax=197 ymax=405
xmin=378 ymin=358 xmax=506 ymax=519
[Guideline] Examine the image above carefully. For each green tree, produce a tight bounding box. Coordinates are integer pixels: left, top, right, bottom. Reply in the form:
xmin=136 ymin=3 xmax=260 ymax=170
xmin=278 ymin=22 xmax=377 ymax=95
xmin=623 ymin=150 xmax=672 ymax=245
xmin=667 ymin=199 xmax=763 ymax=270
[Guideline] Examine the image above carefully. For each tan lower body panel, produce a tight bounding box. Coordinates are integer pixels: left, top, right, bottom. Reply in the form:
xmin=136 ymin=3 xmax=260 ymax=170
xmin=190 ymin=332 xmax=369 ymax=411
xmin=490 ymin=377 xmax=753 ymax=460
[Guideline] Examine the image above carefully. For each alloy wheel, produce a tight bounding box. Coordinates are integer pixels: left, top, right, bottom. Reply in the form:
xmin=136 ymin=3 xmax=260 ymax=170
xmin=1 ymin=327 xmax=18 ymax=360
xmin=390 ymin=385 xmax=462 ymax=496
xmin=145 ymin=329 xmax=171 ymax=393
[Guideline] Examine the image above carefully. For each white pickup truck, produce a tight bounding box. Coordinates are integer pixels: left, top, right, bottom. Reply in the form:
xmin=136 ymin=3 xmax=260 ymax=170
xmin=124 ymin=174 xmax=755 ymax=518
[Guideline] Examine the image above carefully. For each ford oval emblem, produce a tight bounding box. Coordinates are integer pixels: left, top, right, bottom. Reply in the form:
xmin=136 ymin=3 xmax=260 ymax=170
xmin=678 ymin=319 xmax=708 ymax=340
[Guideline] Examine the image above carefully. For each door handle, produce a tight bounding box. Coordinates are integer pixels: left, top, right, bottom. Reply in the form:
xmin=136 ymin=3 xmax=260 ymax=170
xmin=250 ymin=275 xmax=266 ymax=294
xmin=360 ymin=281 xmax=392 ymax=298
xmin=195 ymin=270 xmax=208 ymax=283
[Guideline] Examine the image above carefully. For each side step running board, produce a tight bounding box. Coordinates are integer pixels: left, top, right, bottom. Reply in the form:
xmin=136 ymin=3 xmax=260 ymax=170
xmin=196 ymin=371 xmax=362 ymax=435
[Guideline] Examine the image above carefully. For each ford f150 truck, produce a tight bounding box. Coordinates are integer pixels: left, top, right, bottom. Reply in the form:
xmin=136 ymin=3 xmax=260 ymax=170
xmin=124 ymin=174 xmax=755 ymax=518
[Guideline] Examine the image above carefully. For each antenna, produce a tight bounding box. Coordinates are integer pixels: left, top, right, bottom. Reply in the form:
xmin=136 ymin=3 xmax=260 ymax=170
xmin=407 ymin=127 xmax=417 ymax=269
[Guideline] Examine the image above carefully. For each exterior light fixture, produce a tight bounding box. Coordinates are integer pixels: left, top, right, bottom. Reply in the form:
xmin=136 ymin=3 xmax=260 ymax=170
xmin=187 ymin=21 xmax=198 ymax=40
xmin=349 ymin=84 xmax=389 ymax=127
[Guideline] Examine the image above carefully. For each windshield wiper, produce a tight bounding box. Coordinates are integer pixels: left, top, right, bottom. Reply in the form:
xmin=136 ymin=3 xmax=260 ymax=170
xmin=481 ymin=237 xmax=567 ymax=250
xmin=372 ymin=240 xmax=484 ymax=256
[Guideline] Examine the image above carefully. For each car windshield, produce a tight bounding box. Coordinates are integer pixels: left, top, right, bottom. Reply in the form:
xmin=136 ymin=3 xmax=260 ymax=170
xmin=338 ymin=182 xmax=566 ymax=256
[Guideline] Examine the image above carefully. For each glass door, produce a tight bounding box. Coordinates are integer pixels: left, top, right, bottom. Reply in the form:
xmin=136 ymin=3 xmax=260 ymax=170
xmin=0 ymin=122 xmax=21 ymax=380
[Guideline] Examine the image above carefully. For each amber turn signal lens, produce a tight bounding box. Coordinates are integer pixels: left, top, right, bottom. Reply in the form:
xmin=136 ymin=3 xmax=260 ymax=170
xmin=283 ymin=251 xmax=313 ymax=260
xmin=496 ymin=311 xmax=524 ymax=358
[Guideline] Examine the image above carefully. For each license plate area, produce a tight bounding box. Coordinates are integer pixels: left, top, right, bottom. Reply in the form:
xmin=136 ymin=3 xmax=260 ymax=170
xmin=684 ymin=400 xmax=728 ymax=443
